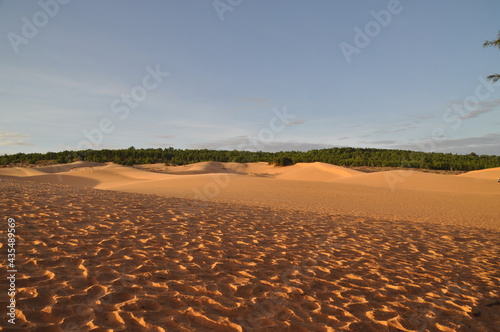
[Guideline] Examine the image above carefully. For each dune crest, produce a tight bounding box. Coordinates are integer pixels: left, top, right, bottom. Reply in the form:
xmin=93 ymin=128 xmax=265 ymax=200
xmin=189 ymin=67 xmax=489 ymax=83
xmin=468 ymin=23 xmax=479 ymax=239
xmin=331 ymin=170 xmax=500 ymax=194
xmin=275 ymin=162 xmax=362 ymax=181
xmin=1 ymin=161 xmax=499 ymax=228
xmin=459 ymin=167 xmax=500 ymax=181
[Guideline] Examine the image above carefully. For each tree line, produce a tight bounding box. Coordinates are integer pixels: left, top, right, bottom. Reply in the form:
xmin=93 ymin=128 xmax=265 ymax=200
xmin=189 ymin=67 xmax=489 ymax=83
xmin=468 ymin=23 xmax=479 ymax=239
xmin=1 ymin=147 xmax=499 ymax=171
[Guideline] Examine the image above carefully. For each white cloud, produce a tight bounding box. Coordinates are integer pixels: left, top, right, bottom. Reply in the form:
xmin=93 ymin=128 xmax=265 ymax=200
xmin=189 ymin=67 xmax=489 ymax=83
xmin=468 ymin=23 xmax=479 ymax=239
xmin=286 ymin=119 xmax=307 ymax=126
xmin=445 ymin=99 xmax=500 ymax=120
xmin=191 ymin=136 xmax=330 ymax=152
xmin=390 ymin=133 xmax=500 ymax=155
xmin=155 ymin=134 xmax=176 ymax=139
xmin=0 ymin=130 xmax=33 ymax=146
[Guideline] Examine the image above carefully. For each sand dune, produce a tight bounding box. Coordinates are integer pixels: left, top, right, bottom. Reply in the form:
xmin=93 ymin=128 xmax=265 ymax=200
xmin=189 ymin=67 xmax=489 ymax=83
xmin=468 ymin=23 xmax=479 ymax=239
xmin=134 ymin=161 xmax=362 ymax=180
xmin=458 ymin=167 xmax=500 ymax=181
xmin=331 ymin=170 xmax=499 ymax=194
xmin=1 ymin=162 xmax=499 ymax=228
xmin=0 ymin=161 xmax=100 ymax=178
xmin=32 ymin=161 xmax=103 ymax=173
xmin=0 ymin=167 xmax=47 ymax=177
xmin=1 ymin=163 xmax=499 ymax=330
xmin=1 ymin=179 xmax=498 ymax=331
xmin=1 ymin=162 xmax=171 ymax=188
xmin=157 ymin=162 xmax=245 ymax=175
xmin=136 ymin=162 xmax=266 ymax=176
xmin=275 ymin=162 xmax=362 ymax=182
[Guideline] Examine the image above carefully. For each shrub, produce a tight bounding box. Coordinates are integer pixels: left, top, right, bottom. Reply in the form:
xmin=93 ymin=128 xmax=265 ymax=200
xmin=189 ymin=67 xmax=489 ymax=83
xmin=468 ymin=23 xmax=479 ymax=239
xmin=273 ymin=157 xmax=294 ymax=166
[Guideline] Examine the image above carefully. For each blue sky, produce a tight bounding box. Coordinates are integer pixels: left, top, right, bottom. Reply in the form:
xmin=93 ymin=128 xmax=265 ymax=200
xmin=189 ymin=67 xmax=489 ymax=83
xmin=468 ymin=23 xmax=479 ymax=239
xmin=1 ymin=0 xmax=499 ymax=156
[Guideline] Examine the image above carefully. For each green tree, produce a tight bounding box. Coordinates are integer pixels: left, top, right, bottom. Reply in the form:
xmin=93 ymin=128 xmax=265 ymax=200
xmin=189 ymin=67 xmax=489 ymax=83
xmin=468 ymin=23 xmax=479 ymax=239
xmin=484 ymin=31 xmax=500 ymax=82
xmin=56 ymin=155 xmax=69 ymax=164
xmin=272 ymin=156 xmax=294 ymax=166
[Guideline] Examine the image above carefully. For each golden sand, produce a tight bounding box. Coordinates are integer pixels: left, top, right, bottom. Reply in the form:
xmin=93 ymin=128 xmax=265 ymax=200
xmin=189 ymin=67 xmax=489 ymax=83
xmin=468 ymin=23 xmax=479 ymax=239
xmin=0 ymin=162 xmax=499 ymax=331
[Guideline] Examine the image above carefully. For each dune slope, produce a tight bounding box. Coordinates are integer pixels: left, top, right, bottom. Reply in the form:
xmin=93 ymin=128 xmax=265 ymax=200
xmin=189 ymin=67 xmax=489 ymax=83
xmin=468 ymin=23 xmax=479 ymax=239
xmin=275 ymin=162 xmax=362 ymax=181
xmin=458 ymin=167 xmax=500 ymax=181
xmin=1 ymin=179 xmax=499 ymax=331
xmin=331 ymin=170 xmax=499 ymax=194
xmin=1 ymin=162 xmax=499 ymax=228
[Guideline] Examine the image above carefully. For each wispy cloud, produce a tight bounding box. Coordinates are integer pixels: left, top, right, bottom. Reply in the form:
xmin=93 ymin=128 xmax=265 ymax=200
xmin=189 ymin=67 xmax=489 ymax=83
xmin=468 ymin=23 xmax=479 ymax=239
xmin=459 ymin=99 xmax=500 ymax=119
xmin=363 ymin=139 xmax=398 ymax=145
xmin=0 ymin=130 xmax=33 ymax=147
xmin=413 ymin=113 xmax=436 ymax=120
xmin=147 ymin=142 xmax=175 ymax=148
xmin=147 ymin=134 xmax=177 ymax=148
xmin=347 ymin=111 xmax=438 ymax=141
xmin=390 ymin=133 xmax=500 ymax=155
xmin=191 ymin=136 xmax=330 ymax=152
xmin=155 ymin=134 xmax=176 ymax=139
xmin=236 ymin=98 xmax=269 ymax=104
xmin=360 ymin=122 xmax=418 ymax=138
xmin=286 ymin=119 xmax=307 ymax=126
xmin=145 ymin=134 xmax=177 ymax=148
xmin=1 ymin=64 xmax=126 ymax=99
xmin=447 ymin=99 xmax=500 ymax=119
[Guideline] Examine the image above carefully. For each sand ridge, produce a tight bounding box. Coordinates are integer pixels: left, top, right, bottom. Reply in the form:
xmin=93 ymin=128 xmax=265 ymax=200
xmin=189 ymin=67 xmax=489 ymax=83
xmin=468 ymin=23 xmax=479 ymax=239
xmin=1 ymin=178 xmax=499 ymax=331
xmin=1 ymin=161 xmax=499 ymax=228
xmin=458 ymin=167 xmax=500 ymax=181
xmin=329 ymin=170 xmax=500 ymax=194
xmin=274 ymin=162 xmax=363 ymax=182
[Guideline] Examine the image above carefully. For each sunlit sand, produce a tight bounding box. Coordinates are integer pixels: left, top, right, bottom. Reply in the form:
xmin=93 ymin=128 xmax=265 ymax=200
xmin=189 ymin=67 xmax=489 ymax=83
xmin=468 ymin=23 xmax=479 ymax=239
xmin=1 ymin=162 xmax=499 ymax=330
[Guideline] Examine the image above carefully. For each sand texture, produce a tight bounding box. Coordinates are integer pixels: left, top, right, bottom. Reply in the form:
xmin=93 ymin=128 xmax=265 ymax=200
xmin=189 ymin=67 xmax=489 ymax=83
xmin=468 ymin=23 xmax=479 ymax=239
xmin=0 ymin=162 xmax=499 ymax=331
xmin=2 ymin=162 xmax=498 ymax=228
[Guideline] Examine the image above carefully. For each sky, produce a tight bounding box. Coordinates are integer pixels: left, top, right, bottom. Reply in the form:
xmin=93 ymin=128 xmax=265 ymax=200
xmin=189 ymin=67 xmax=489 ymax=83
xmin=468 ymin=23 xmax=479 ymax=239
xmin=1 ymin=0 xmax=499 ymax=156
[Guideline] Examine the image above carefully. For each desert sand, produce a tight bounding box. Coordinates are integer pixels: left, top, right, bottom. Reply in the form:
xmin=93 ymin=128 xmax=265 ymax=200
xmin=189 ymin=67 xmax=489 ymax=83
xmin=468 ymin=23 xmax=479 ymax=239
xmin=2 ymin=161 xmax=499 ymax=228
xmin=0 ymin=161 xmax=499 ymax=331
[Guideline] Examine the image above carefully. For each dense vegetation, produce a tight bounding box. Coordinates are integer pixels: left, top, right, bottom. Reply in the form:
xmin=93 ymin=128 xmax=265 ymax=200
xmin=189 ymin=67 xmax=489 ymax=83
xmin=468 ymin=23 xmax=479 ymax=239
xmin=1 ymin=147 xmax=499 ymax=171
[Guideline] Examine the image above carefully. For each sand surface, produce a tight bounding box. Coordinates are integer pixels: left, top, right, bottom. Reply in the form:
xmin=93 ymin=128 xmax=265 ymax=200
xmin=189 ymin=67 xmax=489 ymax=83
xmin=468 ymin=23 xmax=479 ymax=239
xmin=1 ymin=162 xmax=499 ymax=331
xmin=2 ymin=162 xmax=499 ymax=228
